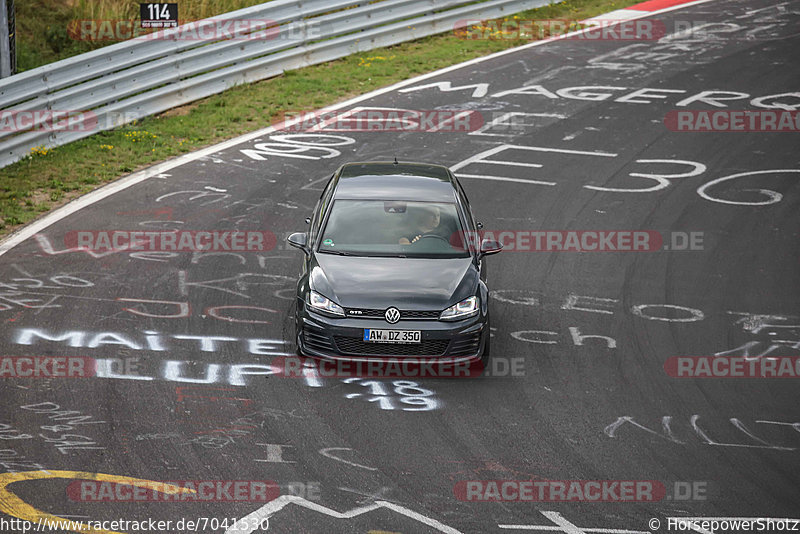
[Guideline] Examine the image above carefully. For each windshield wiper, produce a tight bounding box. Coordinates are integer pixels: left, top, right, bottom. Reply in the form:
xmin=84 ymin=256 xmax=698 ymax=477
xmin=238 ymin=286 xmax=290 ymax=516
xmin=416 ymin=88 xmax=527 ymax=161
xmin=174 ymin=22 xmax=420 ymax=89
xmin=319 ymin=250 xmax=356 ymax=256
xmin=352 ymin=252 xmax=408 ymax=258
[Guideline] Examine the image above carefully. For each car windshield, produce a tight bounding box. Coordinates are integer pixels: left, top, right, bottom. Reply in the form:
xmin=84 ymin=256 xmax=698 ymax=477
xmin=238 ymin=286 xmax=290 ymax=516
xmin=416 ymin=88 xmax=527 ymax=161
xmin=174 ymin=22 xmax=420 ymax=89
xmin=318 ymin=200 xmax=470 ymax=258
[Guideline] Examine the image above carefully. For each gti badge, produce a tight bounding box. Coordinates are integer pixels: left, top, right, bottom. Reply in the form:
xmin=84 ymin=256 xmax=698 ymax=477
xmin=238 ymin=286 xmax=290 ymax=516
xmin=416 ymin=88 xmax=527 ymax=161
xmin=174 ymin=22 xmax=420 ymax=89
xmin=384 ymin=307 xmax=401 ymax=324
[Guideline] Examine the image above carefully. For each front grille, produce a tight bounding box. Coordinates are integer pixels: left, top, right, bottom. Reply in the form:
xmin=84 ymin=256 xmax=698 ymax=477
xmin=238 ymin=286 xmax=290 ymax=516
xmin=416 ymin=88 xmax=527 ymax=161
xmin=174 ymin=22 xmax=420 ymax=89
xmin=345 ymin=308 xmax=440 ymax=320
xmin=401 ymin=310 xmax=441 ymax=319
xmin=303 ymin=326 xmax=334 ymax=352
xmin=333 ymin=337 xmax=450 ymax=356
xmin=449 ymin=332 xmax=481 ymax=357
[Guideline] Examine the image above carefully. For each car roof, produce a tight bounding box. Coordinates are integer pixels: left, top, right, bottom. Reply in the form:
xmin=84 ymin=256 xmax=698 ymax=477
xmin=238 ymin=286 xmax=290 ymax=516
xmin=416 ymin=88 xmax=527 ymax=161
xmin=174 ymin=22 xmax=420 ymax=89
xmin=332 ymin=162 xmax=458 ymax=202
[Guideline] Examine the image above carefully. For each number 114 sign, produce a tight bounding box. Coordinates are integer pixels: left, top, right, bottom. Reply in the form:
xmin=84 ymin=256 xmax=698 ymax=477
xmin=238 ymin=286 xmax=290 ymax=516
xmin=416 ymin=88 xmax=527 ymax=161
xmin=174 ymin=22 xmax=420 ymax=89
xmin=140 ymin=3 xmax=178 ymax=28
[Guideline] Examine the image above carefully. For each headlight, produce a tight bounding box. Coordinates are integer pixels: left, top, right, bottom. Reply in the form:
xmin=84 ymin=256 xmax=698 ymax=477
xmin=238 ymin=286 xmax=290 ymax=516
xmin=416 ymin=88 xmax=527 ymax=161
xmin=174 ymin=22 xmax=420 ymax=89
xmin=308 ymin=290 xmax=345 ymax=317
xmin=440 ymin=296 xmax=479 ymax=321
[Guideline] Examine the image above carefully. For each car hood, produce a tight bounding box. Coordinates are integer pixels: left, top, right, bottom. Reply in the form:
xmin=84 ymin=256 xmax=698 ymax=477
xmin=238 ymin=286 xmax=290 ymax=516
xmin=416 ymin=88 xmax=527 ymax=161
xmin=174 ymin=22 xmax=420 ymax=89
xmin=309 ymin=254 xmax=478 ymax=310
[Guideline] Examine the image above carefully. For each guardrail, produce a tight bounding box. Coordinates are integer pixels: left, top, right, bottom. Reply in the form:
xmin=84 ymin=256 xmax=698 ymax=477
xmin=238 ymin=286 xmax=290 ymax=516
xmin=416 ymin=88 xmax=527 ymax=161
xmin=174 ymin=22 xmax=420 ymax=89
xmin=0 ymin=0 xmax=550 ymax=169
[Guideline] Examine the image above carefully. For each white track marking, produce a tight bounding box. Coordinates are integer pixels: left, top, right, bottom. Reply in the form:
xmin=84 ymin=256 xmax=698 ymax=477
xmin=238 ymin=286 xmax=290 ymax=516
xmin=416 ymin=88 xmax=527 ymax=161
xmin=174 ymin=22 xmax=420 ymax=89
xmin=318 ymin=447 xmax=378 ymax=471
xmin=499 ymin=511 xmax=649 ymax=533
xmin=225 ymin=496 xmax=462 ymax=533
xmin=457 ymin=174 xmax=555 ymax=185
xmin=585 ymin=9 xmax=646 ymax=23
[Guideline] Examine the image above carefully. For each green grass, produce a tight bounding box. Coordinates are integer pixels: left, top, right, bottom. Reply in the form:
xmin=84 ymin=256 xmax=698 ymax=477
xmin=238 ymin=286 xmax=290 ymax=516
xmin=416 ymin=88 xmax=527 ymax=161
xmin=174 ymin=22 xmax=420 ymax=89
xmin=15 ymin=0 xmax=280 ymax=70
xmin=1 ymin=0 xmax=642 ymax=237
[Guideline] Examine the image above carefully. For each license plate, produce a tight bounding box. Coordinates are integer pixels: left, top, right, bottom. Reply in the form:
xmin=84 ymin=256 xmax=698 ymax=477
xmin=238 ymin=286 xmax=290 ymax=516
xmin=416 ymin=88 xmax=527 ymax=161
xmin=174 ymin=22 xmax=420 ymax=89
xmin=363 ymin=329 xmax=421 ymax=344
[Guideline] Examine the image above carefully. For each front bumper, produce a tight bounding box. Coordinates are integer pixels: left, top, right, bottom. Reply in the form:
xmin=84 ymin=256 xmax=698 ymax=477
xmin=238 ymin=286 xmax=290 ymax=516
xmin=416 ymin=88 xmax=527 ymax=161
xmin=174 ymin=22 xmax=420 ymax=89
xmin=296 ymin=301 xmax=486 ymax=364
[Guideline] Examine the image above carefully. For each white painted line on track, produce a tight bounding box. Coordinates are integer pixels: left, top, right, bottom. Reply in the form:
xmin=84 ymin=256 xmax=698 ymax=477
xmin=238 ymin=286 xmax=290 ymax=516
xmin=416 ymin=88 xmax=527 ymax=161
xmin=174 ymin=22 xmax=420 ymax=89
xmin=585 ymin=9 xmax=645 ymax=23
xmin=224 ymin=495 xmax=463 ymax=534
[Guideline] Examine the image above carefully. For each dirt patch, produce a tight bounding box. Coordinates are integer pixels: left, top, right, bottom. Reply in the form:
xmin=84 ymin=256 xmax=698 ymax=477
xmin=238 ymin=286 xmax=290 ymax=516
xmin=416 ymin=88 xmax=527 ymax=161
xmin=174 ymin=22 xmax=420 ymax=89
xmin=159 ymin=103 xmax=199 ymax=118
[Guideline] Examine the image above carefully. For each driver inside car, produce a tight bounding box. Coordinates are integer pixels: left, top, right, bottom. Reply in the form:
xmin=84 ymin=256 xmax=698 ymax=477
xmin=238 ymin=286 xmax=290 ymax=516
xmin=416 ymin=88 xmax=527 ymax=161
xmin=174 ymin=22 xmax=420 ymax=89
xmin=399 ymin=204 xmax=442 ymax=245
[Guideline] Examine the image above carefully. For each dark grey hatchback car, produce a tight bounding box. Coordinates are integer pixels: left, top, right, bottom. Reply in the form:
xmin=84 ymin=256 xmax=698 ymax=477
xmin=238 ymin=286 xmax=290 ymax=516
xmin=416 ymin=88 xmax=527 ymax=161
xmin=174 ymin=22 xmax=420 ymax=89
xmin=287 ymin=161 xmax=502 ymax=367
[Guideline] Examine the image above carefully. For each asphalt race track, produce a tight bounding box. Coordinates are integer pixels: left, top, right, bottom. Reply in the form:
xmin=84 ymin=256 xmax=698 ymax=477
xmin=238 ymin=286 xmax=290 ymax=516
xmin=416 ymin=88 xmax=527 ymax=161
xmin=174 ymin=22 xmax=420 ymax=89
xmin=0 ymin=0 xmax=798 ymax=532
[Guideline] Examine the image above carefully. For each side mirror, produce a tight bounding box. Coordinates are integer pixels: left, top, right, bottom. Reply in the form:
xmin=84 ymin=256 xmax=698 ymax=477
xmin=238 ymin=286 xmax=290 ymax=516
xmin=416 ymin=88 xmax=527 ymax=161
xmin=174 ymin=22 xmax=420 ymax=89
xmin=305 ymin=217 xmax=311 ymax=225
xmin=287 ymin=232 xmax=308 ymax=252
xmin=478 ymin=238 xmax=502 ymax=258
xmin=476 ymin=221 xmax=483 ymax=229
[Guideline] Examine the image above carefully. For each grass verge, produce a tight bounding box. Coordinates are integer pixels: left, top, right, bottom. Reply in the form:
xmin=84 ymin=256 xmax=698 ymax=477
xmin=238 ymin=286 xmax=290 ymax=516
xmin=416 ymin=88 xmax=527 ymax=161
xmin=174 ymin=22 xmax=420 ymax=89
xmin=15 ymin=0 xmax=282 ymax=70
xmin=1 ymin=0 xmax=642 ymax=238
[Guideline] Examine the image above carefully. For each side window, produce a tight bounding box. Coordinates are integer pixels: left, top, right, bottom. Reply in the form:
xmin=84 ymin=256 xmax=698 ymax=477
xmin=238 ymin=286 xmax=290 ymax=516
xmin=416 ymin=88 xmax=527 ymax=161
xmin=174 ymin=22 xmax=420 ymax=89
xmin=309 ymin=174 xmax=335 ymax=247
xmin=319 ymin=173 xmax=335 ymax=201
xmin=455 ymin=179 xmax=477 ymax=232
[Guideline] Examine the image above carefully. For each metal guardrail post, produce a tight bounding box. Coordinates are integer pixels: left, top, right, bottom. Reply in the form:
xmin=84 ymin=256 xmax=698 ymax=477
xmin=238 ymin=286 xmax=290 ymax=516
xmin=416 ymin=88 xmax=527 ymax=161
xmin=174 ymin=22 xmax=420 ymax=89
xmin=7 ymin=0 xmax=13 ymax=75
xmin=0 ymin=0 xmax=12 ymax=78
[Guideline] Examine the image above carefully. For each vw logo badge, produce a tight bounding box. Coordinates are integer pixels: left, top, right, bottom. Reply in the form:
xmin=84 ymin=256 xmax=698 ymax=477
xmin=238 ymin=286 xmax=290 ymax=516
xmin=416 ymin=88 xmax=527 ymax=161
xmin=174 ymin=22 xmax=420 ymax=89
xmin=384 ymin=307 xmax=401 ymax=324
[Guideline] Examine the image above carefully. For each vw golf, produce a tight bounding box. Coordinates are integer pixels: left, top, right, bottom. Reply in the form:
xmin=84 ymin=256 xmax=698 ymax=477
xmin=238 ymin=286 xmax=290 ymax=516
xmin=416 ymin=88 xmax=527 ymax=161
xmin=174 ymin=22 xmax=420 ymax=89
xmin=288 ymin=161 xmax=502 ymax=369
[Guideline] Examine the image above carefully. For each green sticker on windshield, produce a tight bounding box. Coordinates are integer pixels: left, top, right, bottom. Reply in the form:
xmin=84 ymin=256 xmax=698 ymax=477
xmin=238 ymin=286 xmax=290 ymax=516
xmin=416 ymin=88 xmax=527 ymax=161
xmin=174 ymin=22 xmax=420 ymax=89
xmin=323 ymin=239 xmax=334 ymax=246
